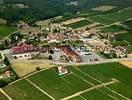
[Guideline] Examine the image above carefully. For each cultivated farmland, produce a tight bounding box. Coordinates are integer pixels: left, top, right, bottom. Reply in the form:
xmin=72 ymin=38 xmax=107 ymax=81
xmin=100 ymin=25 xmax=127 ymax=33
xmin=121 ymin=19 xmax=132 ymax=29
xmin=0 ymin=91 xmax=8 ymax=100
xmin=0 ymin=26 xmax=17 ymax=39
xmin=89 ymin=8 xmax=132 ymax=25
xmin=66 ymin=20 xmax=92 ymax=29
xmin=116 ymin=33 xmax=132 ymax=45
xmin=1 ymin=62 xmax=132 ymax=100
xmin=3 ymin=79 xmax=51 ymax=100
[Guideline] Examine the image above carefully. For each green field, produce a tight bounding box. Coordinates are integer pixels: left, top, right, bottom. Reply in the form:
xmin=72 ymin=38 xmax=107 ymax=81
xmin=66 ymin=20 xmax=92 ymax=29
xmin=2 ymin=62 xmax=132 ymax=100
xmin=3 ymin=79 xmax=51 ymax=100
xmin=114 ymin=32 xmax=132 ymax=52
xmin=125 ymin=45 xmax=132 ymax=53
xmin=89 ymin=8 xmax=132 ymax=25
xmin=116 ymin=33 xmax=132 ymax=45
xmin=100 ymin=25 xmax=126 ymax=33
xmin=121 ymin=19 xmax=132 ymax=29
xmin=0 ymin=26 xmax=17 ymax=39
xmin=81 ymin=89 xmax=113 ymax=100
xmin=111 ymin=41 xmax=129 ymax=47
xmin=0 ymin=92 xmax=8 ymax=100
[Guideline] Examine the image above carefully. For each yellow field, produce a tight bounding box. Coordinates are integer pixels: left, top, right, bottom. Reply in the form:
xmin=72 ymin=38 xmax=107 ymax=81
xmin=11 ymin=59 xmax=55 ymax=77
xmin=61 ymin=17 xmax=85 ymax=25
xmin=128 ymin=53 xmax=132 ymax=58
xmin=120 ymin=60 xmax=132 ymax=69
xmin=92 ymin=6 xmax=116 ymax=12
xmin=0 ymin=18 xmax=7 ymax=25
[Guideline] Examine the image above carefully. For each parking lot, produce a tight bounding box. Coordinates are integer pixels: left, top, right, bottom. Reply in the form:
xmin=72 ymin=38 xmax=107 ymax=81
xmin=80 ymin=52 xmax=104 ymax=63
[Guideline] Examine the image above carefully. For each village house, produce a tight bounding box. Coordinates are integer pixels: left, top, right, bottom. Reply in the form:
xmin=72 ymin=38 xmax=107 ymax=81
xmin=114 ymin=46 xmax=127 ymax=58
xmin=47 ymin=34 xmax=64 ymax=42
xmin=57 ymin=66 xmax=69 ymax=76
xmin=11 ymin=44 xmax=38 ymax=60
xmin=80 ymin=32 xmax=98 ymax=42
xmin=17 ymin=22 xmax=29 ymax=30
xmin=69 ymin=34 xmax=81 ymax=40
xmin=86 ymin=40 xmax=107 ymax=52
xmin=57 ymin=45 xmax=82 ymax=63
xmin=0 ymin=70 xmax=13 ymax=79
xmin=103 ymin=47 xmax=113 ymax=54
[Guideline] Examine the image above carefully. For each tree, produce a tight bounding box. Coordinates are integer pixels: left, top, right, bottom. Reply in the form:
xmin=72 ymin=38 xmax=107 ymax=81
xmin=48 ymin=55 xmax=53 ymax=60
xmin=4 ymin=57 xmax=10 ymax=66
xmin=0 ymin=44 xmax=5 ymax=50
xmin=36 ymin=67 xmax=41 ymax=71
xmin=0 ymin=80 xmax=7 ymax=87
xmin=49 ymin=50 xmax=54 ymax=54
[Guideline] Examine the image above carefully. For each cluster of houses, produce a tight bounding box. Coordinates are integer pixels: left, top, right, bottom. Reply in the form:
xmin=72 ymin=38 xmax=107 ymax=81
xmin=9 ymin=23 xmax=128 ymax=63
xmin=0 ymin=70 xmax=13 ymax=79
xmin=0 ymin=51 xmax=15 ymax=80
xmin=47 ymin=33 xmax=80 ymax=43
xmin=11 ymin=43 xmax=82 ymax=63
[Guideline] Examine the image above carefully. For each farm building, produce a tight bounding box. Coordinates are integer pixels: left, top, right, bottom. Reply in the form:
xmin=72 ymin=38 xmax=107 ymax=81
xmin=57 ymin=66 xmax=68 ymax=76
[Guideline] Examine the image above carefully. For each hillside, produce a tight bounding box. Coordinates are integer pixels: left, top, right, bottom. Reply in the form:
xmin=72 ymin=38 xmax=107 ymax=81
xmin=0 ymin=0 xmax=132 ymax=24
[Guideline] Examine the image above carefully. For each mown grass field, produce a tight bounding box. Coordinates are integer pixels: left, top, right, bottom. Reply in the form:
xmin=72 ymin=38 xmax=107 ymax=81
xmin=100 ymin=25 xmax=126 ymax=33
xmin=89 ymin=8 xmax=132 ymax=25
xmin=1 ymin=62 xmax=132 ymax=100
xmin=66 ymin=20 xmax=92 ymax=29
xmin=0 ymin=26 xmax=17 ymax=39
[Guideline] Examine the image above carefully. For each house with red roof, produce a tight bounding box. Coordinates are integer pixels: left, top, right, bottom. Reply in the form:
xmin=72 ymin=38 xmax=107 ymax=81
xmin=11 ymin=44 xmax=36 ymax=59
xmin=57 ymin=45 xmax=81 ymax=63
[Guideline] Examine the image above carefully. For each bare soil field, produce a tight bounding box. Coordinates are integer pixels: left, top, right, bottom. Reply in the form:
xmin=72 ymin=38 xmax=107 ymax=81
xmin=10 ymin=59 xmax=55 ymax=77
xmin=20 ymin=27 xmax=40 ymax=35
xmin=128 ymin=53 xmax=132 ymax=58
xmin=0 ymin=18 xmax=7 ymax=25
xmin=61 ymin=17 xmax=85 ymax=25
xmin=35 ymin=20 xmax=50 ymax=26
xmin=92 ymin=5 xmax=116 ymax=12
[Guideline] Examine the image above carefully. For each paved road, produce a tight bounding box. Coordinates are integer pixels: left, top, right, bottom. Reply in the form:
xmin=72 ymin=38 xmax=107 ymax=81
xmin=51 ymin=58 xmax=132 ymax=66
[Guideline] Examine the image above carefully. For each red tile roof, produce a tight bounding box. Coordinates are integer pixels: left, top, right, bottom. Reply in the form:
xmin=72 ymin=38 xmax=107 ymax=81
xmin=57 ymin=45 xmax=81 ymax=62
xmin=11 ymin=44 xmax=34 ymax=54
xmin=47 ymin=34 xmax=64 ymax=41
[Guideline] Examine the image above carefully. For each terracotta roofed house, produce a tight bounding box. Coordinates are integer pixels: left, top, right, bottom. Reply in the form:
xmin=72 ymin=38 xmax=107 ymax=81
xmin=11 ymin=44 xmax=35 ymax=59
xmin=57 ymin=45 xmax=81 ymax=63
